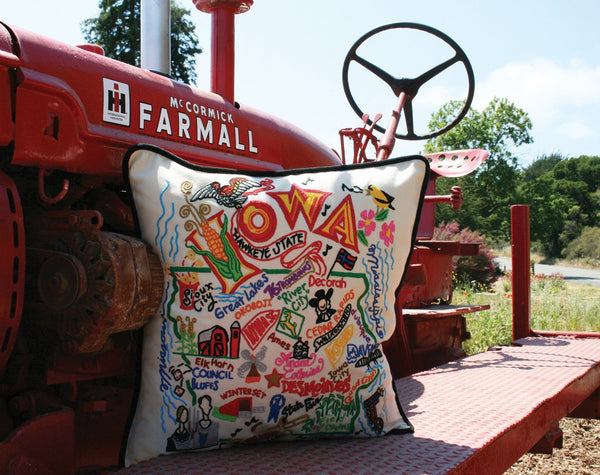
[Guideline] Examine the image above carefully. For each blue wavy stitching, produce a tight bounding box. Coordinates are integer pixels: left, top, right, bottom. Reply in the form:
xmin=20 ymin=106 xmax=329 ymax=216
xmin=172 ymin=224 xmax=180 ymax=260
xmin=161 ymin=393 xmax=178 ymax=432
xmin=379 ymin=245 xmax=396 ymax=336
xmin=160 ymin=402 xmax=167 ymax=432
xmin=160 ymin=281 xmax=170 ymax=317
xmin=159 ymin=281 xmax=174 ymax=367
xmin=357 ymin=395 xmax=371 ymax=435
xmin=374 ymin=242 xmax=390 ymax=338
xmin=218 ymin=289 xmax=245 ymax=303
xmin=161 ymin=279 xmax=178 ymax=432
xmin=374 ymin=244 xmax=389 ymax=336
xmin=383 ymin=246 xmax=394 ymax=313
xmin=361 ymin=255 xmax=375 ymax=331
xmin=159 ymin=202 xmax=175 ymax=262
xmin=373 ymin=365 xmax=386 ymax=386
xmin=155 ymin=181 xmax=170 ymax=247
xmin=166 ymin=316 xmax=174 ymax=367
xmin=168 ymin=234 xmax=175 ymax=259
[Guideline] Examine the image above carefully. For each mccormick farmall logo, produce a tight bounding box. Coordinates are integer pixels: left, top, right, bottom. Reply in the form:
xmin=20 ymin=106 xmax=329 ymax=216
xmin=103 ymin=78 xmax=131 ymax=126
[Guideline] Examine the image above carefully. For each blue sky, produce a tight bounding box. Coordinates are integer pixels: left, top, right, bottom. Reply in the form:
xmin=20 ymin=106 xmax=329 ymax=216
xmin=3 ymin=0 xmax=600 ymax=166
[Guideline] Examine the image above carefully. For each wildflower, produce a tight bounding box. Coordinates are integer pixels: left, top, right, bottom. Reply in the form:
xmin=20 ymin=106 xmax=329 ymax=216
xmin=380 ymin=221 xmax=395 ymax=247
xmin=358 ymin=209 xmax=377 ymax=236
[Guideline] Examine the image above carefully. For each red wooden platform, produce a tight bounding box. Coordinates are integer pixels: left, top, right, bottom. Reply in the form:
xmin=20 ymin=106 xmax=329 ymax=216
xmin=118 ymin=335 xmax=600 ymax=474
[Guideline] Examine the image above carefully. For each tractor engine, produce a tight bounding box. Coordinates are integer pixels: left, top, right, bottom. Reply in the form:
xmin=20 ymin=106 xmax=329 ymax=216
xmin=0 ymin=4 xmax=342 ymax=469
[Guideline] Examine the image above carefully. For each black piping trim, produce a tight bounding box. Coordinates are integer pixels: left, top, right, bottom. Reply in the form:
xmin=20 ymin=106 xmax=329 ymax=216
xmin=120 ymin=143 xmax=430 ymax=459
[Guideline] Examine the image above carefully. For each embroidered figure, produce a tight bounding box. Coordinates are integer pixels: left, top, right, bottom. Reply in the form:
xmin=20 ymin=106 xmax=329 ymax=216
xmin=196 ymin=395 xmax=219 ymax=448
xmin=166 ymin=405 xmax=192 ymax=452
xmin=308 ymin=288 xmax=336 ymax=323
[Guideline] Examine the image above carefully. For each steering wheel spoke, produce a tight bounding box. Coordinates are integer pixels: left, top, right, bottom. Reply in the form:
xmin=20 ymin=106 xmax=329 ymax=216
xmin=352 ymin=53 xmax=398 ymax=93
xmin=415 ymin=53 xmax=462 ymax=86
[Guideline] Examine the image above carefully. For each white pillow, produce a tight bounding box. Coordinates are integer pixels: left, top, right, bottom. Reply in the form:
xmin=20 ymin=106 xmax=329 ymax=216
xmin=123 ymin=145 xmax=428 ymax=466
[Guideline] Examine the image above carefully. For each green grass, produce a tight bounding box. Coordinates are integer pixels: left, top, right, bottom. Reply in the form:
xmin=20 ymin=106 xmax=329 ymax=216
xmin=453 ymin=275 xmax=600 ymax=355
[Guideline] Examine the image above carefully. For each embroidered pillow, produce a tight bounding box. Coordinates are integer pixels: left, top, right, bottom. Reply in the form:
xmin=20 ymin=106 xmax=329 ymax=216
xmin=123 ymin=145 xmax=428 ymax=466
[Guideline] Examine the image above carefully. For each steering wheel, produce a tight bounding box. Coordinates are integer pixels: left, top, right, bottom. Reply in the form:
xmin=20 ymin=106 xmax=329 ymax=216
xmin=342 ymin=23 xmax=475 ymax=141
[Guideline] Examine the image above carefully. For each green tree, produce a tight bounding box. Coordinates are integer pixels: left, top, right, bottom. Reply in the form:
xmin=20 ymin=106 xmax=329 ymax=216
xmin=522 ymin=153 xmax=565 ymax=182
xmin=517 ymin=173 xmax=570 ymax=256
xmin=424 ymin=97 xmax=533 ymax=240
xmin=553 ymin=155 xmax=600 ymax=193
xmin=81 ymin=0 xmax=202 ymax=84
xmin=517 ymin=155 xmax=600 ymax=256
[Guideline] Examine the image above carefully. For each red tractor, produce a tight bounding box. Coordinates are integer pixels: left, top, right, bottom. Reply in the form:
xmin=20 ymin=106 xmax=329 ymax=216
xmin=3 ymin=2 xmax=598 ymax=474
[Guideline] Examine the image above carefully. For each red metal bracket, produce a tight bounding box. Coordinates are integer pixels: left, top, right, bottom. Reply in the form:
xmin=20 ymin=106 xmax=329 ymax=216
xmin=339 ymin=113 xmax=381 ymax=164
xmin=38 ymin=169 xmax=69 ymax=204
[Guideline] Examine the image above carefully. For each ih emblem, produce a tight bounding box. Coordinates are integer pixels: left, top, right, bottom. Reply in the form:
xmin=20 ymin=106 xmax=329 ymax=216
xmin=103 ymin=78 xmax=131 ymax=126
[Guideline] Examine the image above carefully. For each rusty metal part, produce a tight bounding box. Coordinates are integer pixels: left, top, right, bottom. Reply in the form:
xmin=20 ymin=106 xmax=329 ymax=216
xmin=38 ymin=252 xmax=87 ymax=312
xmin=38 ymin=168 xmax=70 ymax=204
xmin=87 ymin=188 xmax=135 ymax=232
xmin=39 ymin=210 xmax=103 ymax=232
xmin=31 ymin=229 xmax=164 ymax=354
xmin=0 ymin=171 xmax=25 ymax=374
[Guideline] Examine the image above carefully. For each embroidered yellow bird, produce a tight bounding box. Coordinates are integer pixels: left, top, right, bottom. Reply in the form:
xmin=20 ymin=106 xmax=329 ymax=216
xmin=366 ymin=185 xmax=395 ymax=212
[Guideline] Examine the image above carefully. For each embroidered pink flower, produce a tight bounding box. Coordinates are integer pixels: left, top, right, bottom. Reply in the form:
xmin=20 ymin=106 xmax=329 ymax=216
xmin=358 ymin=209 xmax=376 ymax=236
xmin=380 ymin=221 xmax=395 ymax=247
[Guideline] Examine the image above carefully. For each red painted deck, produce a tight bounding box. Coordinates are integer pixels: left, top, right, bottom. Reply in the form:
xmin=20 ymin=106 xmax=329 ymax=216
xmin=118 ymin=336 xmax=600 ymax=474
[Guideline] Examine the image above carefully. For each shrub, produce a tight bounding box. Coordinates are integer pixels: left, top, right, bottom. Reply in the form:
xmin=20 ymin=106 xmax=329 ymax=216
xmin=433 ymin=221 xmax=499 ymax=289
xmin=563 ymin=226 xmax=600 ymax=262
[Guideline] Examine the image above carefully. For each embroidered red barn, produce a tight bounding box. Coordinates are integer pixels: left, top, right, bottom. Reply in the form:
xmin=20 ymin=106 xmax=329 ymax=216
xmin=197 ymin=322 xmax=241 ymax=358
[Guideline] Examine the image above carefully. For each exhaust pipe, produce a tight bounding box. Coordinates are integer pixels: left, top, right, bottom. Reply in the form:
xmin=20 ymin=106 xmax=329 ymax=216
xmin=193 ymin=0 xmax=253 ymax=103
xmin=141 ymin=0 xmax=171 ymax=75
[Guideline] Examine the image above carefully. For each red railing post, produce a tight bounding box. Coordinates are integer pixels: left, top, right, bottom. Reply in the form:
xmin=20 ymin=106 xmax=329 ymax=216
xmin=511 ymin=205 xmax=531 ymax=340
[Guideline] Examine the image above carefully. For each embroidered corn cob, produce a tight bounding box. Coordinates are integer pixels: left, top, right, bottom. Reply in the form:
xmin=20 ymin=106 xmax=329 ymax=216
xmin=200 ymin=219 xmax=228 ymax=262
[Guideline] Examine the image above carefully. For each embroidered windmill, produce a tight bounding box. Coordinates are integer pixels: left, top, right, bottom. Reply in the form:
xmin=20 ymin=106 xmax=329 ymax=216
xmin=237 ymin=346 xmax=267 ymax=383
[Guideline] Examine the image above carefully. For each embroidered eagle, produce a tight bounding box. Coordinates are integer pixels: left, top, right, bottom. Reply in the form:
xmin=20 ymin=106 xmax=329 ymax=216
xmin=191 ymin=177 xmax=262 ymax=209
